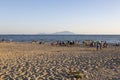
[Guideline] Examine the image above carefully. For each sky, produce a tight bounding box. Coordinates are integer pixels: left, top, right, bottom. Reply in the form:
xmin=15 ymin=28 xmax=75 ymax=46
xmin=0 ymin=0 xmax=120 ymax=34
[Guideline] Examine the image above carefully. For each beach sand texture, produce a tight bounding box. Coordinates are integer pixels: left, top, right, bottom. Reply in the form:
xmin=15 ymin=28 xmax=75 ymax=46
xmin=0 ymin=42 xmax=120 ymax=80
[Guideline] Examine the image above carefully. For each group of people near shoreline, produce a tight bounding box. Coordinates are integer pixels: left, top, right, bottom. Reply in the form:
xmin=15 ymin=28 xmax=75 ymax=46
xmin=0 ymin=38 xmax=120 ymax=51
xmin=96 ymin=41 xmax=108 ymax=50
xmin=51 ymin=40 xmax=79 ymax=46
xmin=50 ymin=40 xmax=111 ymax=50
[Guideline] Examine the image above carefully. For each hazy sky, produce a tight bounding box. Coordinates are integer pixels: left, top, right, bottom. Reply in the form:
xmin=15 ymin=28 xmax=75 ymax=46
xmin=0 ymin=0 xmax=120 ymax=34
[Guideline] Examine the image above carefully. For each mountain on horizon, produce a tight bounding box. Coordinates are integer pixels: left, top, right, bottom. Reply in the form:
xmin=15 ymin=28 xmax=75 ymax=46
xmin=53 ymin=31 xmax=75 ymax=35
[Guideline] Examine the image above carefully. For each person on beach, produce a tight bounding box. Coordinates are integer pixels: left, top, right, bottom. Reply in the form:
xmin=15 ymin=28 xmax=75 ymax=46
xmin=103 ymin=41 xmax=108 ymax=48
xmin=1 ymin=38 xmax=5 ymax=42
xmin=96 ymin=42 xmax=100 ymax=50
xmin=100 ymin=41 xmax=103 ymax=50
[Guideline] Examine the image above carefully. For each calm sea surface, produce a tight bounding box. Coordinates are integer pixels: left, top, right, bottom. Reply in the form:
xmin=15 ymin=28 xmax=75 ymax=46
xmin=0 ymin=35 xmax=120 ymax=43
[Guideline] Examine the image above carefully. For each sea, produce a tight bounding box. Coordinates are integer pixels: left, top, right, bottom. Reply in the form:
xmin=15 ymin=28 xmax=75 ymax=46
xmin=0 ymin=35 xmax=120 ymax=44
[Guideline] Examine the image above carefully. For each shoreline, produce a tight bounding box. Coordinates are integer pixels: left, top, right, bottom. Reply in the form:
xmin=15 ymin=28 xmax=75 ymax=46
xmin=0 ymin=35 xmax=120 ymax=44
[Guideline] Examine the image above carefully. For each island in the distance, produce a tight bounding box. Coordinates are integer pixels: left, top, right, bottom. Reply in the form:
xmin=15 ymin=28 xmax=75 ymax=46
xmin=38 ymin=31 xmax=75 ymax=35
xmin=53 ymin=31 xmax=75 ymax=35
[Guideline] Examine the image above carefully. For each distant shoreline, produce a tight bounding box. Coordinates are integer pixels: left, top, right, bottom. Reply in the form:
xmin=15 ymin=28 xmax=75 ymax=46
xmin=0 ymin=34 xmax=120 ymax=36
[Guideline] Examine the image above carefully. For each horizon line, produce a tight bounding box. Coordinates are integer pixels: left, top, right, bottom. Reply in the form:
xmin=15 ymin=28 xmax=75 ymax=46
xmin=0 ymin=33 xmax=120 ymax=35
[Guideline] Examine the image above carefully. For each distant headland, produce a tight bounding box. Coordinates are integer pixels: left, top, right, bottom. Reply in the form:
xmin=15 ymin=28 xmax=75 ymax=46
xmin=53 ymin=31 xmax=75 ymax=35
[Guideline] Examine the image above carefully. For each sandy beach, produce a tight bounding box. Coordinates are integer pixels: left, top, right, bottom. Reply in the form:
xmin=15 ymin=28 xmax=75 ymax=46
xmin=0 ymin=42 xmax=120 ymax=80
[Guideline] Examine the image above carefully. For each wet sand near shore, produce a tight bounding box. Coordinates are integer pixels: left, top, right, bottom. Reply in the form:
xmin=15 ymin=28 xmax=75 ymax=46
xmin=0 ymin=42 xmax=120 ymax=80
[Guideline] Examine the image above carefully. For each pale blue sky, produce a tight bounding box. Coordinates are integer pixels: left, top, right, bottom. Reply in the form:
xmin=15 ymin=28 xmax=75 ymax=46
xmin=0 ymin=0 xmax=120 ymax=34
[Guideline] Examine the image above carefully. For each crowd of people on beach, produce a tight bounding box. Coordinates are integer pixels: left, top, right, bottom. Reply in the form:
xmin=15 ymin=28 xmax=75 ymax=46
xmin=0 ymin=38 xmax=120 ymax=51
xmin=96 ymin=41 xmax=108 ymax=50
xmin=50 ymin=40 xmax=110 ymax=50
xmin=51 ymin=40 xmax=80 ymax=46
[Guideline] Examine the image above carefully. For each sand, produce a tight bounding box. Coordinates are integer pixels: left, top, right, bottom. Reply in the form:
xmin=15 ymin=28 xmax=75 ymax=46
xmin=0 ymin=42 xmax=120 ymax=80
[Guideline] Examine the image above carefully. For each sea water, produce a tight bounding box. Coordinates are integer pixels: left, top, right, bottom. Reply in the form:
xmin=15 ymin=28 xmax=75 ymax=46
xmin=0 ymin=35 xmax=120 ymax=43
